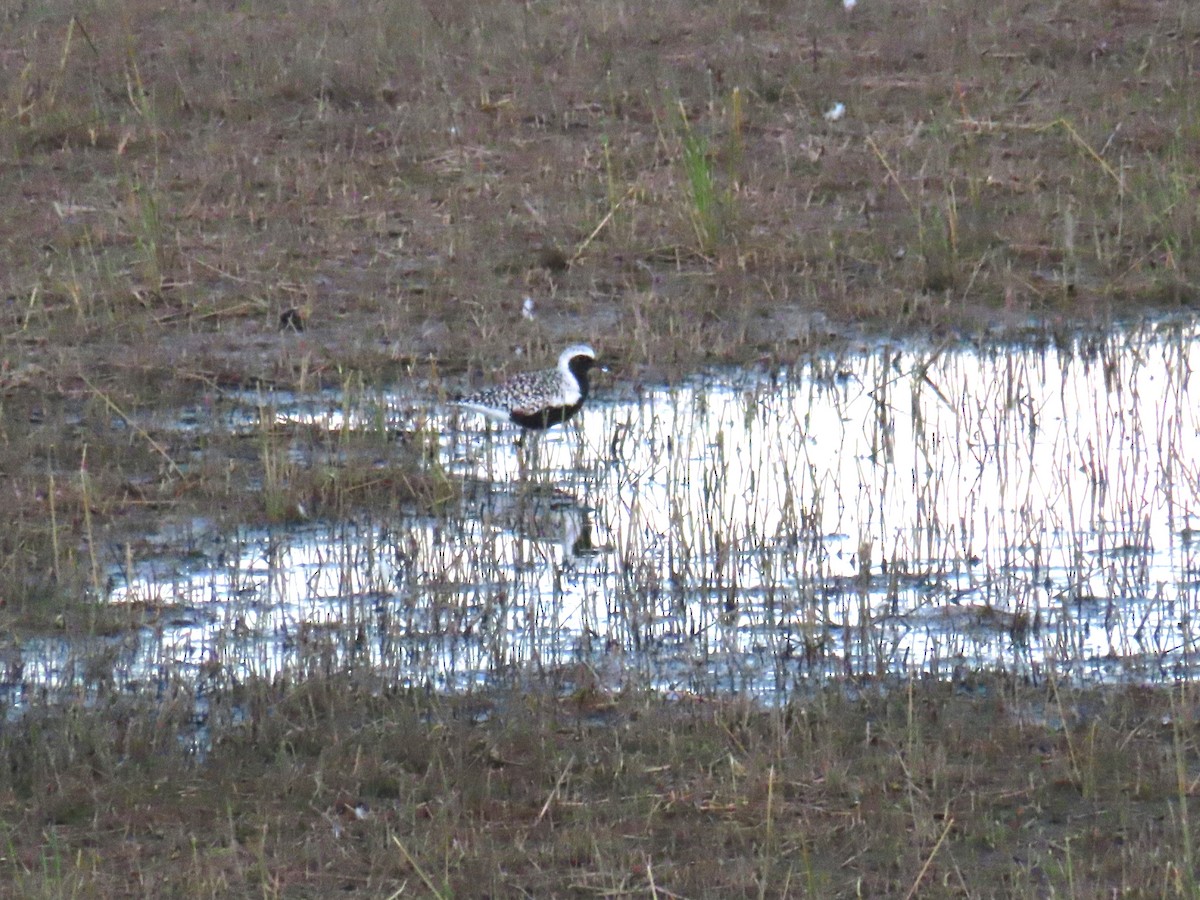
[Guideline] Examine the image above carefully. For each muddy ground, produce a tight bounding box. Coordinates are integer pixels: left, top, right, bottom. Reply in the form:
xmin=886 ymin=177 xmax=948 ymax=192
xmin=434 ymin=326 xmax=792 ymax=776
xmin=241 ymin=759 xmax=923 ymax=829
xmin=1 ymin=1 xmax=1199 ymax=895
xmin=1 ymin=0 xmax=1195 ymax=544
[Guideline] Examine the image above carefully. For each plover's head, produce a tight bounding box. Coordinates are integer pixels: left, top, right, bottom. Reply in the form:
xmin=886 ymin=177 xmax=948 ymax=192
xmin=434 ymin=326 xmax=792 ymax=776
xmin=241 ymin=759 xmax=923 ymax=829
xmin=558 ymin=344 xmax=598 ymax=377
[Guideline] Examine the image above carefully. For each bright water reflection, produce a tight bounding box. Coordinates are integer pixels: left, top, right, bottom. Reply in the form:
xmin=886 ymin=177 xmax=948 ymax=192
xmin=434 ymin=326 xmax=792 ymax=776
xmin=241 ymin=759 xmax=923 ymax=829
xmin=8 ymin=322 xmax=1200 ymax=711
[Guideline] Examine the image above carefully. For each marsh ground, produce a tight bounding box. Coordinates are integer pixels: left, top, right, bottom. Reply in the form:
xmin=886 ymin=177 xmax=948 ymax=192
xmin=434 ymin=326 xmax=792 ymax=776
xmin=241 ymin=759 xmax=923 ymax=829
xmin=5 ymin=675 xmax=1200 ymax=897
xmin=1 ymin=0 xmax=1200 ymax=895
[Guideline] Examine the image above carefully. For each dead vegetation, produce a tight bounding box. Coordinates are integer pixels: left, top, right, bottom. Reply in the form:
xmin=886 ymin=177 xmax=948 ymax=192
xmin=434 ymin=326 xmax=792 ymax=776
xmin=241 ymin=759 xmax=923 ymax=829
xmin=4 ymin=0 xmax=1198 ymax=390
xmin=2 ymin=0 xmax=1195 ymax=535
xmin=1 ymin=674 xmax=1198 ymax=897
xmin=0 ymin=1 xmax=1199 ymax=894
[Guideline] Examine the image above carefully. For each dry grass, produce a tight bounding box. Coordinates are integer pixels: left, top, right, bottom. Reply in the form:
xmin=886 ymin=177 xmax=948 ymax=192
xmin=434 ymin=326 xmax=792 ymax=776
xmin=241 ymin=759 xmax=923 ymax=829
xmin=0 ymin=674 xmax=1197 ymax=896
xmin=1 ymin=0 xmax=1195 ymax=540
xmin=0 ymin=1 xmax=1198 ymax=894
xmin=4 ymin=1 xmax=1198 ymax=386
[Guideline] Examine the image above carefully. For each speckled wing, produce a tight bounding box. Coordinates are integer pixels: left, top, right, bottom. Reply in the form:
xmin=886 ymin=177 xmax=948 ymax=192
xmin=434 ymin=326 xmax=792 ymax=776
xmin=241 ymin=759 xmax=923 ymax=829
xmin=459 ymin=367 xmax=566 ymax=415
xmin=506 ymin=369 xmax=573 ymax=415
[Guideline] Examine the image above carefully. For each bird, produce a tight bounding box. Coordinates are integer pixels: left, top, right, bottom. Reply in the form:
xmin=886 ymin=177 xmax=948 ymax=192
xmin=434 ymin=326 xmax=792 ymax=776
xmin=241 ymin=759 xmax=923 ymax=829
xmin=456 ymin=344 xmax=599 ymax=431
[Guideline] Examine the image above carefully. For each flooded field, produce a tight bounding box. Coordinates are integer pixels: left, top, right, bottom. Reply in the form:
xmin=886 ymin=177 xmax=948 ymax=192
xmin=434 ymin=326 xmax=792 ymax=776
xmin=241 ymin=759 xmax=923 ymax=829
xmin=7 ymin=321 xmax=1200 ymax=715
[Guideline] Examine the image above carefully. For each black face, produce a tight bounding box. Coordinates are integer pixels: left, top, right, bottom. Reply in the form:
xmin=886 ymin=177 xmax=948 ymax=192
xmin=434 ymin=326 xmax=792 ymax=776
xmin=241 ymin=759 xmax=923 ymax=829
xmin=567 ymin=354 xmax=597 ymax=400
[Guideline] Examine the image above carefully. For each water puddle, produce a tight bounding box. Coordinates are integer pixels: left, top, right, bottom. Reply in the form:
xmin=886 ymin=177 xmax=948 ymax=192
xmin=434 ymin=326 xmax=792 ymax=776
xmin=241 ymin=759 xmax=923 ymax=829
xmin=6 ymin=321 xmax=1200 ymax=714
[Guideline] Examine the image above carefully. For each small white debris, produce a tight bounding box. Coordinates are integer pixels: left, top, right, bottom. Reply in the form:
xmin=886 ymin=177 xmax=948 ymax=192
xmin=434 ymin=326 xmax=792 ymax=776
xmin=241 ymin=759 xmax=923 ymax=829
xmin=522 ymin=296 xmax=536 ymax=320
xmin=843 ymin=0 xmax=856 ymax=9
xmin=52 ymin=201 xmax=98 ymax=218
xmin=824 ymin=102 xmax=846 ymax=122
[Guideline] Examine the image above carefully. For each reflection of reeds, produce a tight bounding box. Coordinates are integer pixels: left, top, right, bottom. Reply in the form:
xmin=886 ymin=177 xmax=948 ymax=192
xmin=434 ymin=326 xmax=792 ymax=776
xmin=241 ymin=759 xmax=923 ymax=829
xmin=20 ymin=326 xmax=1200 ymax=710
xmin=7 ymin=331 xmax=1200 ymax=900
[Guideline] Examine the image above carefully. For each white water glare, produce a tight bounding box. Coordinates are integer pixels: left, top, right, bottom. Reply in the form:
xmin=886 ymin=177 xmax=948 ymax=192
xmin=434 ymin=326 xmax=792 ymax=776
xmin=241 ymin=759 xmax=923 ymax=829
xmin=7 ymin=321 xmax=1200 ymax=711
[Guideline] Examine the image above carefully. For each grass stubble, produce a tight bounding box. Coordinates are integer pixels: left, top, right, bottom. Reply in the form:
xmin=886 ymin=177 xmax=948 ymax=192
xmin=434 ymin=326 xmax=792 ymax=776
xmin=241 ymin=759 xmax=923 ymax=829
xmin=1 ymin=0 xmax=1200 ymax=894
xmin=2 ymin=673 xmax=1199 ymax=897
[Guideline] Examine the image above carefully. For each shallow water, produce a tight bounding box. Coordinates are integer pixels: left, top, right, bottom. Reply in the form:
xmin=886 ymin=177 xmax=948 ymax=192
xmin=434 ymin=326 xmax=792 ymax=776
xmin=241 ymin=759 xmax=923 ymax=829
xmin=7 ymin=321 xmax=1200 ymax=714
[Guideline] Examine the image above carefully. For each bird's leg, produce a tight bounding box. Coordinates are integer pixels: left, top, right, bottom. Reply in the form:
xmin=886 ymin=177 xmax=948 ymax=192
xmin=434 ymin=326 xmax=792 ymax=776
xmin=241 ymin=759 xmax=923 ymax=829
xmin=515 ymin=432 xmax=530 ymax=480
xmin=531 ymin=430 xmax=548 ymax=472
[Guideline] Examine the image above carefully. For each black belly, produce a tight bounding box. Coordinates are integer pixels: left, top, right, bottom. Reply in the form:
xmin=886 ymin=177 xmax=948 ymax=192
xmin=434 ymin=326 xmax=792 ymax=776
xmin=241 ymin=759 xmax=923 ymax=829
xmin=510 ymin=401 xmax=583 ymax=430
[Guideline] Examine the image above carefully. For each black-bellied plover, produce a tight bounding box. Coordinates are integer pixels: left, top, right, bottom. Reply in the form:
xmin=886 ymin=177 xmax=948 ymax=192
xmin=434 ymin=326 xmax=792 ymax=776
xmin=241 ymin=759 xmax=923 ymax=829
xmin=456 ymin=344 xmax=598 ymax=430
